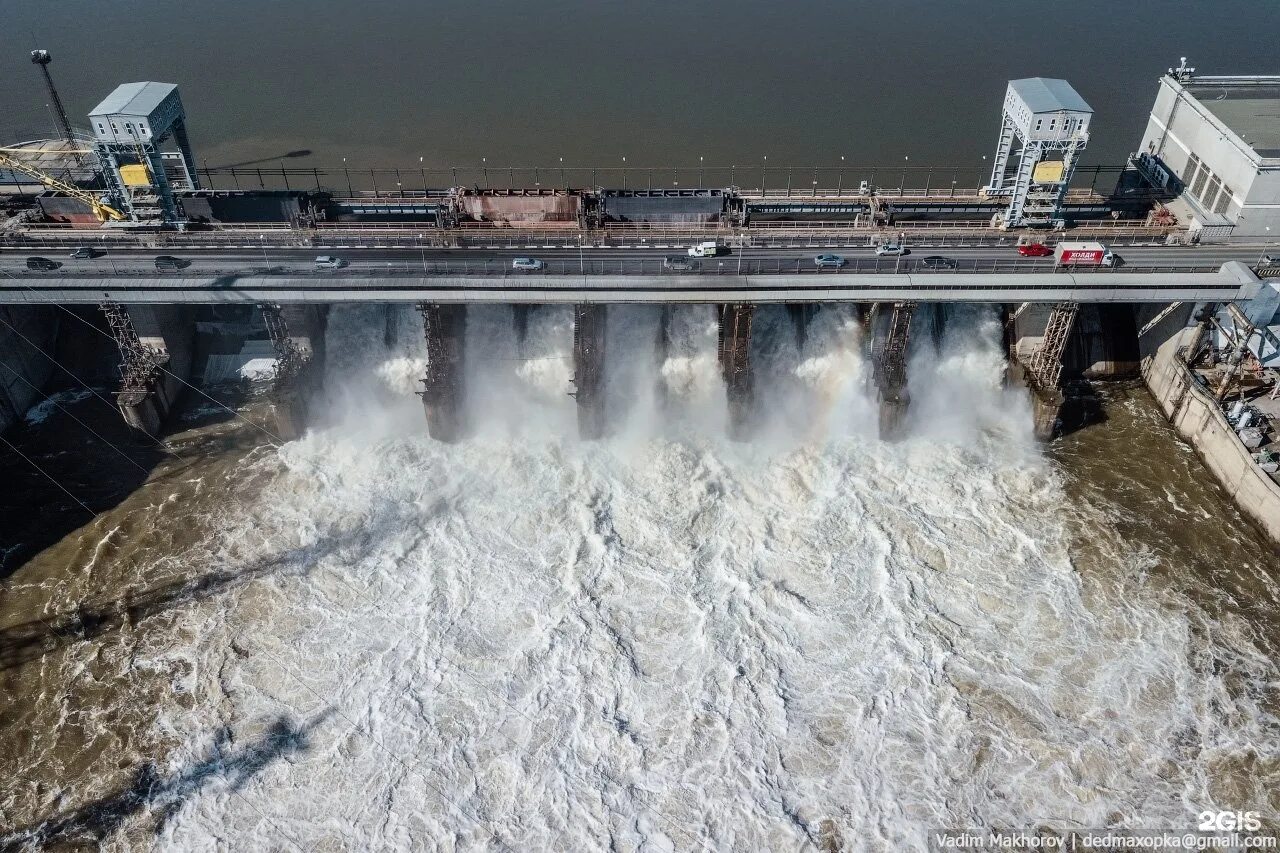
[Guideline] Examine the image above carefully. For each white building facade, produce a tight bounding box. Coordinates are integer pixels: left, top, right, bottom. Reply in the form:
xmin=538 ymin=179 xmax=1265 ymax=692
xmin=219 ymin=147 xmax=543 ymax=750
xmin=1138 ymin=71 xmax=1280 ymax=240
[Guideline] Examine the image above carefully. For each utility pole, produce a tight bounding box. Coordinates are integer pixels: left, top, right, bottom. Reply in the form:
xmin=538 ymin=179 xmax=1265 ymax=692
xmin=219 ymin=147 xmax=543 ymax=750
xmin=30 ymin=50 xmax=76 ymax=147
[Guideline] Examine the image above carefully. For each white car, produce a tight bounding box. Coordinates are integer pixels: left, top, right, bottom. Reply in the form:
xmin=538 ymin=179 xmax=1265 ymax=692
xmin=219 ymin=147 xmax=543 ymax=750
xmin=512 ymin=257 xmax=545 ymax=271
xmin=875 ymin=243 xmax=909 ymax=256
xmin=314 ymin=255 xmax=347 ymax=269
xmin=1261 ymin=253 xmax=1280 ymax=265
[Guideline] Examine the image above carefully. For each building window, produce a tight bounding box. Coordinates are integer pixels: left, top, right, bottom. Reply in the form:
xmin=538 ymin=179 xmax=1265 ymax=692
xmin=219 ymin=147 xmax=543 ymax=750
xmin=1050 ymin=119 xmax=1057 ymax=130
xmin=1191 ymin=165 xmax=1211 ymax=201
xmin=1212 ymin=184 xmax=1233 ymax=216
xmin=1035 ymin=119 xmax=1043 ymax=131
xmin=1201 ymin=174 xmax=1222 ymax=209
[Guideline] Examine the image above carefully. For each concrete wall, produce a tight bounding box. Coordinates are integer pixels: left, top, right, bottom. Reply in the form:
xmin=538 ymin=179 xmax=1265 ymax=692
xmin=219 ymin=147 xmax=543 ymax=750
xmin=0 ymin=306 xmax=58 ymax=431
xmin=1139 ymin=303 xmax=1280 ymax=543
xmin=127 ymin=304 xmax=195 ymax=414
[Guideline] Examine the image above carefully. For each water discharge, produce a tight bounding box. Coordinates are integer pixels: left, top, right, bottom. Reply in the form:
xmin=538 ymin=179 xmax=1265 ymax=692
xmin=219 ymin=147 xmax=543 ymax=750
xmin=4 ymin=304 xmax=1278 ymax=851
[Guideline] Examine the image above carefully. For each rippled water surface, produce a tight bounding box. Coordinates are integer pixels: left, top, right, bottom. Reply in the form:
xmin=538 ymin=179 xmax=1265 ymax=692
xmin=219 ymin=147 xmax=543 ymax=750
xmin=2 ymin=305 xmax=1277 ymax=851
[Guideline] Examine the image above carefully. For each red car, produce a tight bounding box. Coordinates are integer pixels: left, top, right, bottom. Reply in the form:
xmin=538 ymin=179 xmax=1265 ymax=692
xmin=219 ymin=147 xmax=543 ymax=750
xmin=1018 ymin=243 xmax=1053 ymax=257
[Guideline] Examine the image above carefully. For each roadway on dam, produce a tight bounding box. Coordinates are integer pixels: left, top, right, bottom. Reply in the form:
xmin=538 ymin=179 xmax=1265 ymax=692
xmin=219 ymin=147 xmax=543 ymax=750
xmin=0 ymin=245 xmax=1265 ymax=305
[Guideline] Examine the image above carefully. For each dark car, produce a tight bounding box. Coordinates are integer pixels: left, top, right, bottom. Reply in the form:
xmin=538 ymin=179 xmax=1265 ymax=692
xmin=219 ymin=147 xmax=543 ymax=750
xmin=154 ymin=255 xmax=188 ymax=271
xmin=919 ymin=255 xmax=959 ymax=269
xmin=663 ymin=256 xmax=699 ymax=272
xmin=26 ymin=256 xmax=60 ymax=271
xmin=69 ymin=247 xmax=101 ymax=259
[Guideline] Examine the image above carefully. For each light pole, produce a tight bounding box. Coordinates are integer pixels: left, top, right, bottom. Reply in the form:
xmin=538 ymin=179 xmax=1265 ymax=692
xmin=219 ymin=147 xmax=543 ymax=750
xmin=259 ymin=234 xmax=270 ymax=269
xmin=699 ymin=155 xmax=704 ymax=188
xmin=560 ymin=156 xmax=565 ymax=188
xmin=418 ymin=233 xmax=427 ymax=271
xmin=622 ymin=156 xmax=627 ymax=191
xmin=343 ymin=157 xmax=353 ymax=196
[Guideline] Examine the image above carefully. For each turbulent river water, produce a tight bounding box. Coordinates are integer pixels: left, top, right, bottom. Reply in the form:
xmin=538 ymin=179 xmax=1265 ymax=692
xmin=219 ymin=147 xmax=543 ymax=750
xmin=2 ymin=304 xmax=1278 ymax=851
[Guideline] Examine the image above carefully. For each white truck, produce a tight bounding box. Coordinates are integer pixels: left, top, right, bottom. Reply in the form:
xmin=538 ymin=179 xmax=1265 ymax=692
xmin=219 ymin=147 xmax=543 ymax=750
xmin=688 ymin=241 xmax=724 ymax=258
xmin=1054 ymin=241 xmax=1117 ymax=267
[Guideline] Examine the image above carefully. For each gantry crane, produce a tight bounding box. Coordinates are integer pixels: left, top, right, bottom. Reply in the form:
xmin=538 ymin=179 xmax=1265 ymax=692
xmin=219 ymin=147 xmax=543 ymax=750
xmin=0 ymin=148 xmax=124 ymax=222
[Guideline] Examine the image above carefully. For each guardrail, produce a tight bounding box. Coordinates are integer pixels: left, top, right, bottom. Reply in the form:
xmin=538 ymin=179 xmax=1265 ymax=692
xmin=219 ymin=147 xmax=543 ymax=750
xmin=1 ymin=227 xmax=1180 ymax=250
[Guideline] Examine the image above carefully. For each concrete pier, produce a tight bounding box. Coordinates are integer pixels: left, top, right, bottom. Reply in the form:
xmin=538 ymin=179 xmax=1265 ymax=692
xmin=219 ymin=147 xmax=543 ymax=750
xmin=718 ymin=303 xmax=755 ymax=440
xmin=655 ymin=305 xmax=673 ymax=412
xmin=417 ymin=303 xmax=467 ymax=442
xmin=263 ymin=303 xmax=328 ymax=440
xmin=103 ymin=303 xmax=194 ymax=436
xmin=868 ymin=301 xmax=915 ymax=438
xmin=786 ymin=303 xmax=818 ymax=348
xmin=572 ymin=304 xmax=607 ymax=440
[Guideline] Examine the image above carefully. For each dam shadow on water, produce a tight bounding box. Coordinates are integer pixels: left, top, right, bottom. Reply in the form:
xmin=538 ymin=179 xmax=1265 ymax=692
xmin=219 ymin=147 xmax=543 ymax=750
xmin=0 ymin=711 xmax=331 ymax=850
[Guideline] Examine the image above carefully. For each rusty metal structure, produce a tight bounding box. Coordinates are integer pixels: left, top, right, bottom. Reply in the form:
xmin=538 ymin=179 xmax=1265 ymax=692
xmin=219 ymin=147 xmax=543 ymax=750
xmin=100 ymin=300 xmax=160 ymax=396
xmin=261 ymin=302 xmax=304 ymax=387
xmin=870 ymin=301 xmax=916 ymax=403
xmin=1028 ymin=302 xmax=1079 ymax=388
xmin=571 ymin=304 xmax=607 ymax=439
xmin=417 ymin=302 xmax=467 ymax=441
xmin=718 ymin=303 xmax=755 ymax=438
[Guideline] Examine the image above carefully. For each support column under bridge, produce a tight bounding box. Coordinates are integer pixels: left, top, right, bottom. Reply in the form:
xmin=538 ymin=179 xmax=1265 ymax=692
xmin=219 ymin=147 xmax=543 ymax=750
xmin=1008 ymin=301 xmax=1079 ymax=439
xmin=572 ymin=304 xmax=607 ymax=440
xmin=262 ymin=304 xmax=328 ymax=440
xmin=417 ymin=303 xmax=467 ymax=442
xmin=718 ymin=303 xmax=755 ymax=440
xmin=102 ymin=303 xmax=194 ymax=436
xmin=868 ymin=301 xmax=916 ymax=439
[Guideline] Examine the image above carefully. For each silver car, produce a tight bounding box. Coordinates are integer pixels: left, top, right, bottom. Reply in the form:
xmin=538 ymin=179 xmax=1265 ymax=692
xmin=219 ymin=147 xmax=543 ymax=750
xmin=512 ymin=257 xmax=545 ymax=271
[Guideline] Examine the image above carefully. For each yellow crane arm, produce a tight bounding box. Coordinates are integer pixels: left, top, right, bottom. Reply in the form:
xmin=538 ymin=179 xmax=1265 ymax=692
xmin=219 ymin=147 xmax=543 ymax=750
xmin=0 ymin=151 xmax=125 ymax=221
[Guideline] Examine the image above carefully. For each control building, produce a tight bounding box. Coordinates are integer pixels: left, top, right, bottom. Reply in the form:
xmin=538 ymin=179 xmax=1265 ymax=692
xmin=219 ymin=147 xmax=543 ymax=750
xmin=984 ymin=78 xmax=1092 ymax=228
xmin=1135 ymin=61 xmax=1280 ymax=240
xmin=88 ymin=81 xmax=199 ymax=225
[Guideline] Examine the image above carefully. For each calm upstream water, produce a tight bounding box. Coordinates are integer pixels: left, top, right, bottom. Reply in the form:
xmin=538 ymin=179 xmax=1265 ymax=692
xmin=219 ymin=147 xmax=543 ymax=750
xmin=1 ymin=0 xmax=1279 ymax=171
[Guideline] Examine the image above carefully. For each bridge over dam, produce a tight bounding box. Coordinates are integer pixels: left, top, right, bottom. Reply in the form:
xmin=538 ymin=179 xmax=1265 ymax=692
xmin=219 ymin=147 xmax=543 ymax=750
xmin=2 ymin=245 xmax=1271 ymax=444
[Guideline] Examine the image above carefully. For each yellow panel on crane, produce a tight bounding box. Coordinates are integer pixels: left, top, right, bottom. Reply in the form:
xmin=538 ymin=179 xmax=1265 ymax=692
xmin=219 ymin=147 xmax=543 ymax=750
xmin=1033 ymin=161 xmax=1066 ymax=183
xmin=119 ymin=164 xmax=151 ymax=186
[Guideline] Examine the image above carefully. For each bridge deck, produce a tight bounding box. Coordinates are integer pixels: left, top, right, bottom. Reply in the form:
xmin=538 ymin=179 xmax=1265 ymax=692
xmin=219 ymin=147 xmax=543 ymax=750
xmin=0 ymin=267 xmax=1254 ymax=305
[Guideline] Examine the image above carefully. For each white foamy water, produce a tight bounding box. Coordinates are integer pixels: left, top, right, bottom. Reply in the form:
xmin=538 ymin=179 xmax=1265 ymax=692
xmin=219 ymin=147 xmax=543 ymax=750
xmin=115 ymin=305 xmax=1276 ymax=851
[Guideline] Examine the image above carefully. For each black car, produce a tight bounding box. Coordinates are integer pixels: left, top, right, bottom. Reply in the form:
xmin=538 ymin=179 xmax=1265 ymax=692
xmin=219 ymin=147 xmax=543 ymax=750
xmin=663 ymin=256 xmax=699 ymax=272
xmin=154 ymin=255 xmax=188 ymax=271
xmin=69 ymin=247 xmax=101 ymax=259
xmin=918 ymin=255 xmax=959 ymax=270
xmin=25 ymin=256 xmax=60 ymax=271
